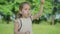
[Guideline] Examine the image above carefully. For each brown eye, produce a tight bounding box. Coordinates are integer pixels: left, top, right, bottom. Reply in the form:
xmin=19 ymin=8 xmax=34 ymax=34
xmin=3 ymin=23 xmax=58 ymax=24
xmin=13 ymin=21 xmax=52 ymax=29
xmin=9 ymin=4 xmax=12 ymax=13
xmin=29 ymin=9 xmax=30 ymax=10
xmin=29 ymin=8 xmax=31 ymax=10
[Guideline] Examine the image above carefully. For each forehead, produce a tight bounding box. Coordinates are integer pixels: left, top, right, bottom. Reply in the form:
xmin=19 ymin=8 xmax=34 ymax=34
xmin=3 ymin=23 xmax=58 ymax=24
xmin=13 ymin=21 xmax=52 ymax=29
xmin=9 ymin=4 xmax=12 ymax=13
xmin=23 ymin=4 xmax=30 ymax=8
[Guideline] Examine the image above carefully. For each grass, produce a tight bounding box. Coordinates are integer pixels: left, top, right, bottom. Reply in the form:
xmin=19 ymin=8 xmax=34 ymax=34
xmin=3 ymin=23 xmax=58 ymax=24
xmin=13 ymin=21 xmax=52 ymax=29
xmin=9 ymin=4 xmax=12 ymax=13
xmin=0 ymin=24 xmax=14 ymax=34
xmin=33 ymin=23 xmax=60 ymax=34
xmin=0 ymin=21 xmax=60 ymax=34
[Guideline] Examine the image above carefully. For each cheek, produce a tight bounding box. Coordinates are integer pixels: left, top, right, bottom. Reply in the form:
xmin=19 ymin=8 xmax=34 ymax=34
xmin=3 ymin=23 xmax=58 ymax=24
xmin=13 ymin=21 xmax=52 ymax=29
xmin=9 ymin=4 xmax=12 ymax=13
xmin=22 ymin=11 xmax=27 ymax=15
xmin=29 ymin=11 xmax=31 ymax=14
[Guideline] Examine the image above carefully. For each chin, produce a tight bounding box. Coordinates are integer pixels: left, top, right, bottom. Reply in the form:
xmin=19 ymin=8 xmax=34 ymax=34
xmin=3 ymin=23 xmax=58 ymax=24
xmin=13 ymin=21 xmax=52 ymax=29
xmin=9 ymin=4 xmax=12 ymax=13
xmin=25 ymin=16 xmax=29 ymax=18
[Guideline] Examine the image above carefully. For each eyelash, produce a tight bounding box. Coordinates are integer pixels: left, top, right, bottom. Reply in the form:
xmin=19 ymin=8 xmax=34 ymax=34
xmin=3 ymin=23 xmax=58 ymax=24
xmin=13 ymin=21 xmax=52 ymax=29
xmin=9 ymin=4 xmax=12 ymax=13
xmin=29 ymin=9 xmax=31 ymax=10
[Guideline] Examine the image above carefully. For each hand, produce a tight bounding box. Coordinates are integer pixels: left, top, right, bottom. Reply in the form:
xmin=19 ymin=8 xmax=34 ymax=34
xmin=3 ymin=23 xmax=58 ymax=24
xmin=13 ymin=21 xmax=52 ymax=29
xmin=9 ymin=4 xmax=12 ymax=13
xmin=25 ymin=31 xmax=30 ymax=34
xmin=41 ymin=0 xmax=45 ymax=4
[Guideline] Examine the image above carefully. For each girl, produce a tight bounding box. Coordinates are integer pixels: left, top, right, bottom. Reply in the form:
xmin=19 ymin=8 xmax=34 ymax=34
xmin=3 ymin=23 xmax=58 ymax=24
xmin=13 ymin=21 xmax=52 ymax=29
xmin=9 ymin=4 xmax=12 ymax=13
xmin=14 ymin=0 xmax=45 ymax=34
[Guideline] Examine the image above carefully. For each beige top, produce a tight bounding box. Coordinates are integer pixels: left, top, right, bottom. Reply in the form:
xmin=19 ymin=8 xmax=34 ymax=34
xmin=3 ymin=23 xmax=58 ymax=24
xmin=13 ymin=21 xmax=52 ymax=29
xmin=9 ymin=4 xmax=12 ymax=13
xmin=17 ymin=17 xmax=33 ymax=34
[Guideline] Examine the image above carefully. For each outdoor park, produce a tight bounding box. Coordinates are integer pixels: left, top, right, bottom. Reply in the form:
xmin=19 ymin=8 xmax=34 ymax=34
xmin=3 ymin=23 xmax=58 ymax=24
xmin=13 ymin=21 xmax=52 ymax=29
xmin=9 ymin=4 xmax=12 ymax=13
xmin=0 ymin=0 xmax=60 ymax=34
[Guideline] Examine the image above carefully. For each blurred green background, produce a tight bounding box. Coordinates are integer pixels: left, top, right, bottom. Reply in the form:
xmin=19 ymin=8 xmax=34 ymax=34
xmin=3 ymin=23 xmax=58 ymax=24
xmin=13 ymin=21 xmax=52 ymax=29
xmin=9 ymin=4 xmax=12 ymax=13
xmin=0 ymin=0 xmax=60 ymax=34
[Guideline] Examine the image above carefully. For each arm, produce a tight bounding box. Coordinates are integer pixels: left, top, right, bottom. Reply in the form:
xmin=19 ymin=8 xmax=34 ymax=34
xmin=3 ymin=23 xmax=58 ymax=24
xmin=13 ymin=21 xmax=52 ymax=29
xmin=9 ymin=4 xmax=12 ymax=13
xmin=14 ymin=20 xmax=25 ymax=34
xmin=31 ymin=0 xmax=45 ymax=20
xmin=25 ymin=31 xmax=30 ymax=34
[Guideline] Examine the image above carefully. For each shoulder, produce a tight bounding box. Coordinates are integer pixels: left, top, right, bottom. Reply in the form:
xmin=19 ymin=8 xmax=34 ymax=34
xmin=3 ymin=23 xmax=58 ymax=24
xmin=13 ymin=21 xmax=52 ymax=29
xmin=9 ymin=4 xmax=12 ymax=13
xmin=14 ymin=18 xmax=21 ymax=27
xmin=14 ymin=18 xmax=20 ymax=23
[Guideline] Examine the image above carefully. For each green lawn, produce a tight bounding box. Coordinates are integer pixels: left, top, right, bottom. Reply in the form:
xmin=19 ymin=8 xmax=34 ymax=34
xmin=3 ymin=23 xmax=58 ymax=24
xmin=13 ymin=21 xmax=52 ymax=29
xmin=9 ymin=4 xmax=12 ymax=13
xmin=0 ymin=22 xmax=60 ymax=34
xmin=33 ymin=23 xmax=60 ymax=34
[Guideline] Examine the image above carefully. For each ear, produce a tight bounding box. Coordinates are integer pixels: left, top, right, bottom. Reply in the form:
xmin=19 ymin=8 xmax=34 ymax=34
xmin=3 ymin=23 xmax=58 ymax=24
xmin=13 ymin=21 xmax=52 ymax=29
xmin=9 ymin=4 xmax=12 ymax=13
xmin=19 ymin=10 xmax=22 ymax=14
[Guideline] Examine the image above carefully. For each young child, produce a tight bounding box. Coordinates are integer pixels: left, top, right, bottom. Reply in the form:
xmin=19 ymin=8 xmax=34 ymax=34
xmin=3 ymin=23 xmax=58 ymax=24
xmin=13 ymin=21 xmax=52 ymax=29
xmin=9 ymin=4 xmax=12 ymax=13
xmin=14 ymin=0 xmax=45 ymax=34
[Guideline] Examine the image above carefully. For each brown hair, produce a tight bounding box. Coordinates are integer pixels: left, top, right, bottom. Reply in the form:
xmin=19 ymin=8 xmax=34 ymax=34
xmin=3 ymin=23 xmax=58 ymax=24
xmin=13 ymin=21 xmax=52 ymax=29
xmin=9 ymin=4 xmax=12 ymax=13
xmin=19 ymin=2 xmax=30 ymax=11
xmin=16 ymin=2 xmax=30 ymax=18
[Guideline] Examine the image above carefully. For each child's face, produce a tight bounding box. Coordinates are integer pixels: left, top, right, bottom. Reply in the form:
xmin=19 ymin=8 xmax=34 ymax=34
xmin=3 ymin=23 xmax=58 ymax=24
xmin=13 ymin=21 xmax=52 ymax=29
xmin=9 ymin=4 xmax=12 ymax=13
xmin=20 ymin=4 xmax=31 ymax=18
